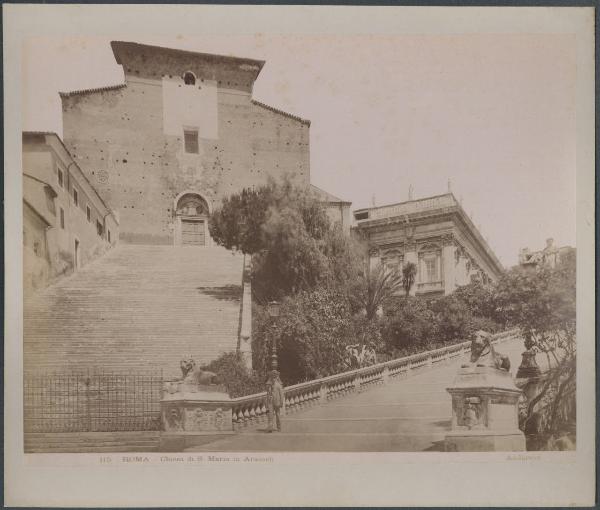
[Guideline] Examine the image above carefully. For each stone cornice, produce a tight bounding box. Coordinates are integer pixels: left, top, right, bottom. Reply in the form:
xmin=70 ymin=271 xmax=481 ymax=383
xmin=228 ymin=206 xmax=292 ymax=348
xmin=354 ymin=205 xmax=503 ymax=277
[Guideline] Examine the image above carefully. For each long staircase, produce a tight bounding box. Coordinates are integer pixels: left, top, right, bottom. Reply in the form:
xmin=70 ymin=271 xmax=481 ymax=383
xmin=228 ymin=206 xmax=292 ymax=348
xmin=23 ymin=244 xmax=245 ymax=378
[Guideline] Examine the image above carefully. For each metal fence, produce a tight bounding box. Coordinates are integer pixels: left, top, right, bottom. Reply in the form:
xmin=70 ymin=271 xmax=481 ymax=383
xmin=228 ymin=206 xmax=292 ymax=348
xmin=24 ymin=371 xmax=163 ymax=433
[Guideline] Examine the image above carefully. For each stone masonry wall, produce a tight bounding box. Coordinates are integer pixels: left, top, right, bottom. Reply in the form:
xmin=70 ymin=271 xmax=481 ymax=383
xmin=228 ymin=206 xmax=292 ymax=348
xmin=62 ymin=77 xmax=310 ymax=244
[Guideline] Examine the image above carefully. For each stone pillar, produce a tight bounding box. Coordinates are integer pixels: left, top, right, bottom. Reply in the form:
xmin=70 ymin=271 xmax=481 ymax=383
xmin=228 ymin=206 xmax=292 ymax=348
xmin=159 ymin=382 xmax=234 ymax=451
xmin=319 ymin=383 xmax=329 ymax=404
xmin=445 ymin=365 xmax=526 ymax=452
xmin=456 ymin=255 xmax=468 ymax=287
xmin=173 ymin=216 xmax=182 ymax=245
xmin=442 ymin=236 xmax=456 ymax=295
xmin=238 ymin=255 xmax=253 ymax=370
xmin=204 ymin=218 xmax=212 ymax=247
xmin=369 ymin=250 xmax=380 ymax=272
xmin=516 ymin=349 xmax=542 ymax=379
xmin=381 ymin=366 xmax=390 ymax=383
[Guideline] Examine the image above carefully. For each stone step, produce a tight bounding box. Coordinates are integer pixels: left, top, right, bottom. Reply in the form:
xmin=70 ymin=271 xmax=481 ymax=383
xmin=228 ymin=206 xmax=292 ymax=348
xmin=24 ymin=243 xmax=245 ymax=378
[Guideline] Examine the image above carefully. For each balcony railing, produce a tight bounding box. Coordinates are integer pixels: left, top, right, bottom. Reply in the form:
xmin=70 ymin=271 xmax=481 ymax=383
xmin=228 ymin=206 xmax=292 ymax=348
xmin=416 ymin=281 xmax=444 ymax=294
xmin=230 ymin=328 xmax=519 ymax=430
xmin=362 ymin=194 xmax=456 ymax=222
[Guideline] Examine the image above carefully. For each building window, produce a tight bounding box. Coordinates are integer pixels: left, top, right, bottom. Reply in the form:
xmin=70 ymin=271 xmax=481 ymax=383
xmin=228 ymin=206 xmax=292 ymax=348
xmin=73 ymin=188 xmax=78 ymax=207
xmin=423 ymin=256 xmax=438 ymax=282
xmin=96 ymin=220 xmax=103 ymax=237
xmin=57 ymin=168 xmax=64 ymax=188
xmin=87 ymin=205 xmax=91 ymax=222
xmin=183 ymin=71 xmax=196 ymax=85
xmin=60 ymin=207 xmax=65 ymax=229
xmin=184 ymin=129 xmax=199 ymax=154
xmin=108 ymin=230 xmax=111 ymax=243
xmin=419 ymin=252 xmax=441 ymax=283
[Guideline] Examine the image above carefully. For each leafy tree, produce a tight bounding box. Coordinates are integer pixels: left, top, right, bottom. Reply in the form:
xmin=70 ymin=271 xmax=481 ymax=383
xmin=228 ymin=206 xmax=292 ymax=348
xmin=208 ymin=186 xmax=272 ymax=254
xmin=493 ymin=250 xmax=576 ymax=440
xmin=210 ymin=176 xmax=358 ymax=301
xmin=453 ymin=280 xmax=497 ymax=321
xmin=382 ymin=297 xmax=439 ymax=354
xmin=252 ymin=289 xmax=360 ymax=385
xmin=401 ymin=262 xmax=417 ymax=297
xmin=252 ymin=205 xmax=329 ymax=299
xmin=429 ymin=294 xmax=474 ymax=343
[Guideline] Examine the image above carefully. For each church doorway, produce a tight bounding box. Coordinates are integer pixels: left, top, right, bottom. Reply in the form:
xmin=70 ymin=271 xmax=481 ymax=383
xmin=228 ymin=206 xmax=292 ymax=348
xmin=173 ymin=192 xmax=211 ymax=246
xmin=181 ymin=218 xmax=205 ymax=245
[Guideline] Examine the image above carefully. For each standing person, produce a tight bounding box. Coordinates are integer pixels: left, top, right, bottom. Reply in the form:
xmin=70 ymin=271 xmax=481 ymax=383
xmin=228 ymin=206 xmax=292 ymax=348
xmin=266 ymin=370 xmax=285 ymax=432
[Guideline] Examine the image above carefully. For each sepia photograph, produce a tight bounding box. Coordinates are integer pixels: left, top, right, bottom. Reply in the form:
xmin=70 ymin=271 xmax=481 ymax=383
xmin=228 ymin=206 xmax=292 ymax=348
xmin=4 ymin=4 xmax=595 ymax=507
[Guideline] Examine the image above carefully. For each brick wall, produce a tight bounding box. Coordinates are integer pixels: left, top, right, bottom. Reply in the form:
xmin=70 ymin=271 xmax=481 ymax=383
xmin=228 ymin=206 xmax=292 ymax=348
xmin=62 ymin=73 xmax=310 ymax=244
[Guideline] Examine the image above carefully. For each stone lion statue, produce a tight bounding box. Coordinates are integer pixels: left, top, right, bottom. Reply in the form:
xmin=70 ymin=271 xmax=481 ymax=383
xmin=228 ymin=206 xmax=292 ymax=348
xmin=180 ymin=358 xmax=221 ymax=385
xmin=468 ymin=330 xmax=510 ymax=371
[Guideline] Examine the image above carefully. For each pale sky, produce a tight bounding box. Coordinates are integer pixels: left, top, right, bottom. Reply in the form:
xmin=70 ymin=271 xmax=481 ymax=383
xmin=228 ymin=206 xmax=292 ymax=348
xmin=22 ymin=33 xmax=577 ymax=267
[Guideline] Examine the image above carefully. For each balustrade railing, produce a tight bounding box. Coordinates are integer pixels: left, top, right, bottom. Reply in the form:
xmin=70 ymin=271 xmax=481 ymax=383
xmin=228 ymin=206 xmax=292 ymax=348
xmin=231 ymin=328 xmax=519 ymax=430
xmin=416 ymin=281 xmax=444 ymax=294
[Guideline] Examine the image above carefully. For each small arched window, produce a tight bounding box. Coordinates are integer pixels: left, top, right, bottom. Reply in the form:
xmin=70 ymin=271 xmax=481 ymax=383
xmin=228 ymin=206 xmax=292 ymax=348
xmin=183 ymin=72 xmax=196 ymax=86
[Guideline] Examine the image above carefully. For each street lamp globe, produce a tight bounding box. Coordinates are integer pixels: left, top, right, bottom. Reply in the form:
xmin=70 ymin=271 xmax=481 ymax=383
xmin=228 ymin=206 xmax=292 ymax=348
xmin=267 ymin=300 xmax=281 ymax=318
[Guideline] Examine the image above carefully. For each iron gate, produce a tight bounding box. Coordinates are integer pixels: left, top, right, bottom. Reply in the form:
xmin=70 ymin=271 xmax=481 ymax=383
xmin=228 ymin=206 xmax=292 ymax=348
xmin=24 ymin=371 xmax=163 ymax=433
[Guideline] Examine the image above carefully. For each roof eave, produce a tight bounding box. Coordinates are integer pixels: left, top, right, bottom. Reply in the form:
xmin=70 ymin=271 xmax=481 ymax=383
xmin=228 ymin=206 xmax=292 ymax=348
xmin=110 ymin=40 xmax=266 ymax=75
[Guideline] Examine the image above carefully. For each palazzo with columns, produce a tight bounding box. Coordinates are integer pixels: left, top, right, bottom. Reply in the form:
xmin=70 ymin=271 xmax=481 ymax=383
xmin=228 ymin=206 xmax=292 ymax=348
xmin=353 ymin=193 xmax=503 ymax=296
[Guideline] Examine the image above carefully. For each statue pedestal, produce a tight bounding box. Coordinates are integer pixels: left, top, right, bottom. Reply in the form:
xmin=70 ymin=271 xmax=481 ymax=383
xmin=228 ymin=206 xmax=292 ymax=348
xmin=445 ymin=365 xmax=526 ymax=452
xmin=159 ymin=384 xmax=234 ymax=451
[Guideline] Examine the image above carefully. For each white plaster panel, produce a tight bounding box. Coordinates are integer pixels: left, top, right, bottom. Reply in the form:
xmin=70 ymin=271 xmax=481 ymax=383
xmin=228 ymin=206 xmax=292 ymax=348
xmin=162 ymin=77 xmax=218 ymax=139
xmin=489 ymin=403 xmax=516 ymax=428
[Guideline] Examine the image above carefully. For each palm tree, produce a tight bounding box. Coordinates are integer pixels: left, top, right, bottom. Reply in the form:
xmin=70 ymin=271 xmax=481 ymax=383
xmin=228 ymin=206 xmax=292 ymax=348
xmin=354 ymin=263 xmax=403 ymax=320
xmin=402 ymin=262 xmax=417 ymax=297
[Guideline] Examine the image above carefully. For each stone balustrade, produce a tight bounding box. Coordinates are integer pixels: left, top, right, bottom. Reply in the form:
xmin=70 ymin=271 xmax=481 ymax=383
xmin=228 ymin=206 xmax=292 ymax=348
xmin=416 ymin=281 xmax=444 ymax=294
xmin=230 ymin=328 xmax=519 ymax=431
xmin=367 ymin=194 xmax=456 ymax=221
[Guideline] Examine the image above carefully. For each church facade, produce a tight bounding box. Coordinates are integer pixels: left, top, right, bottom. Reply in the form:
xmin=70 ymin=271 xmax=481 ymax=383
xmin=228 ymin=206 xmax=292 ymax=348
xmin=353 ymin=193 xmax=504 ymax=296
xmin=59 ymin=41 xmax=348 ymax=246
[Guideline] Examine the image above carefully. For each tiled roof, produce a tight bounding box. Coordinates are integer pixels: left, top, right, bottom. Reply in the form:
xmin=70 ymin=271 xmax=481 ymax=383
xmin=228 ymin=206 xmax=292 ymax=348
xmin=251 ymin=100 xmax=311 ymax=126
xmin=311 ymin=184 xmax=351 ymax=204
xmin=59 ymin=83 xmax=126 ymax=98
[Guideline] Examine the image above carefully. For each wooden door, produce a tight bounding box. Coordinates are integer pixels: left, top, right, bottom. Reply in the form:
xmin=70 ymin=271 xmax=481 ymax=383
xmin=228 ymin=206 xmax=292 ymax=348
xmin=181 ymin=219 xmax=205 ymax=246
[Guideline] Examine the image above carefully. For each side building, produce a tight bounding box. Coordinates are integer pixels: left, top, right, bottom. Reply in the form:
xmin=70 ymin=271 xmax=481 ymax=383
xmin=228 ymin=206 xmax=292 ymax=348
xmin=353 ymin=193 xmax=503 ymax=296
xmin=519 ymin=238 xmax=575 ymax=270
xmin=311 ymin=184 xmax=352 ymax=233
xmin=23 ymin=132 xmax=119 ymax=295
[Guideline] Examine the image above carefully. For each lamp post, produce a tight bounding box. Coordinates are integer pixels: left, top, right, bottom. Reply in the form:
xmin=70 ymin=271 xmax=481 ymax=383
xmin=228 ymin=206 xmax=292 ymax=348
xmin=267 ymin=301 xmax=280 ymax=371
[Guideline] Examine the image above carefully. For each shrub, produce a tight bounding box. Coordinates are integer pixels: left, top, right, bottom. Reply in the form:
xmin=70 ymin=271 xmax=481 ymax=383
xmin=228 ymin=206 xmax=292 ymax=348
xmin=492 ymin=253 xmax=576 ymax=441
xmin=429 ymin=295 xmax=473 ymax=344
xmin=382 ymin=297 xmax=439 ymax=354
xmin=201 ymin=352 xmax=264 ymax=398
xmin=253 ymin=289 xmax=367 ymax=385
xmin=453 ymin=281 xmax=497 ymax=321
xmin=467 ymin=315 xmax=502 ymax=335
